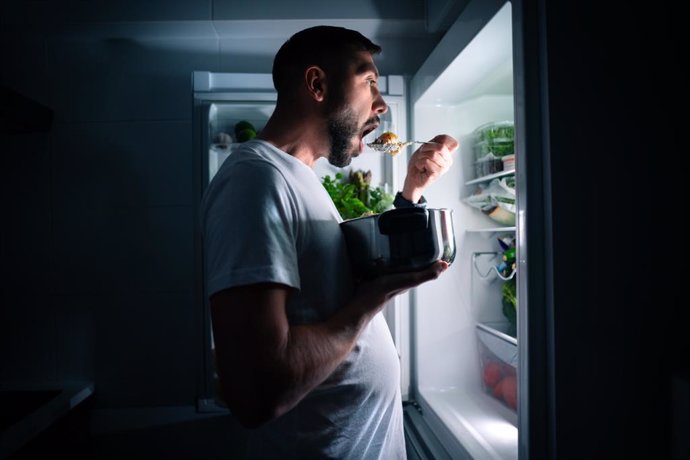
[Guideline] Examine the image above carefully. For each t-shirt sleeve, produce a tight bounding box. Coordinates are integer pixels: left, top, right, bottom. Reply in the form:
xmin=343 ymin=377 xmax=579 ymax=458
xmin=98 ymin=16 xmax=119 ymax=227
xmin=202 ymin=159 xmax=300 ymax=298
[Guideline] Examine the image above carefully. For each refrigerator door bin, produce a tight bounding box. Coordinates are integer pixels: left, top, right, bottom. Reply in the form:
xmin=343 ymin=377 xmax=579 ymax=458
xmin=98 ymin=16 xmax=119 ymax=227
xmin=476 ymin=322 xmax=518 ymax=411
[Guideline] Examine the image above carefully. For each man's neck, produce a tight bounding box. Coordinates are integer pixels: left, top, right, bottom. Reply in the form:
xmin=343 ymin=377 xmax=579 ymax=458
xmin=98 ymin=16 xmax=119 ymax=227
xmin=257 ymin=106 xmax=328 ymax=167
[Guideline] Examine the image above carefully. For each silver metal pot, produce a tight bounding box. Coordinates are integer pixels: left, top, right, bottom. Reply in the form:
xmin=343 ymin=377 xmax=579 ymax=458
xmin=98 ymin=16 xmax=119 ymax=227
xmin=340 ymin=207 xmax=456 ymax=279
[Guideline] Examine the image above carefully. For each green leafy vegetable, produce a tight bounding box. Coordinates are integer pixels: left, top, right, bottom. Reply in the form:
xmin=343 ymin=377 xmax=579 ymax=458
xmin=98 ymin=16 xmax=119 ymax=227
xmin=498 ymin=237 xmax=517 ymax=337
xmin=477 ymin=122 xmax=514 ymax=143
xmin=502 ymin=277 xmax=517 ymax=337
xmin=475 ymin=121 xmax=514 ymax=158
xmin=502 ymin=278 xmax=517 ymax=309
xmin=322 ymin=170 xmax=394 ymax=220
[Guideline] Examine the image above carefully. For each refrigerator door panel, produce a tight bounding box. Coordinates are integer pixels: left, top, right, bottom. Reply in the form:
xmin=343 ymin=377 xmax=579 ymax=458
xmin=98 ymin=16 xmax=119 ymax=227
xmin=405 ymin=1 xmax=524 ymax=459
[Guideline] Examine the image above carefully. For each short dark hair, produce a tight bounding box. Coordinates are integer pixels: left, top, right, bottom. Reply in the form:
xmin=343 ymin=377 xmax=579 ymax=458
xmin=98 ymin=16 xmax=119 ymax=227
xmin=272 ymin=25 xmax=382 ymax=96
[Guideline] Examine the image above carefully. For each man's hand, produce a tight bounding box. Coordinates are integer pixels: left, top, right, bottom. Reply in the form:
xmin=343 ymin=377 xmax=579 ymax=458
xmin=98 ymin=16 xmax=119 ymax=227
xmin=402 ymin=134 xmax=458 ymax=203
xmin=352 ymin=260 xmax=450 ymax=310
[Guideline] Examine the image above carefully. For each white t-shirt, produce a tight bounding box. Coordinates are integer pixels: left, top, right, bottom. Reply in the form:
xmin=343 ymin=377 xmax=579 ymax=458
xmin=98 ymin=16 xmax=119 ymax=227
xmin=200 ymin=140 xmax=406 ymax=460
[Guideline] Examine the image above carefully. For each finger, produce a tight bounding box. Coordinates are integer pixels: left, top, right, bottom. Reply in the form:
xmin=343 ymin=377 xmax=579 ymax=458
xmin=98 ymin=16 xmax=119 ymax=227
xmin=426 ymin=150 xmax=452 ymax=170
xmin=416 ymin=151 xmax=451 ymax=175
xmin=421 ymin=143 xmax=452 ymax=162
xmin=412 ymin=260 xmax=449 ymax=284
xmin=385 ymin=260 xmax=449 ymax=292
xmin=430 ymin=134 xmax=459 ymax=152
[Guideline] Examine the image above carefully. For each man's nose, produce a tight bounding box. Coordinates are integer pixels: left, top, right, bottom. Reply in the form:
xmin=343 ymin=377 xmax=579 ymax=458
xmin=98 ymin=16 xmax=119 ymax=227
xmin=374 ymin=97 xmax=388 ymax=115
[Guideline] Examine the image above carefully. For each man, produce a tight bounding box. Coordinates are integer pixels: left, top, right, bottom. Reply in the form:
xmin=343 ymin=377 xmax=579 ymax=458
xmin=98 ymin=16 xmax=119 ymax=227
xmin=201 ymin=25 xmax=458 ymax=459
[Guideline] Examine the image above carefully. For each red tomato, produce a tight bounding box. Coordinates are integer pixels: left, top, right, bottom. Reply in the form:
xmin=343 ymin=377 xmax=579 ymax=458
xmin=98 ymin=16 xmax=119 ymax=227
xmin=501 ymin=375 xmax=518 ymax=410
xmin=492 ymin=378 xmax=504 ymax=399
xmin=482 ymin=361 xmax=504 ymax=389
xmin=501 ymin=363 xmax=516 ymax=378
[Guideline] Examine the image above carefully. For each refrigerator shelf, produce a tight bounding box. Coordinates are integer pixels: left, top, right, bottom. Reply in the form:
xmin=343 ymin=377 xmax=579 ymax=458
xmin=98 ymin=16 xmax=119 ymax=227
xmin=465 ymin=168 xmax=515 ymax=186
xmin=466 ymin=226 xmax=516 ymax=233
xmin=477 ymin=321 xmax=518 ymax=345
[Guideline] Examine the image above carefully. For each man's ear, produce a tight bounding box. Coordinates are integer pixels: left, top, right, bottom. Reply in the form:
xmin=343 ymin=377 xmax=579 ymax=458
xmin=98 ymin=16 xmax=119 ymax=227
xmin=305 ymin=66 xmax=326 ymax=102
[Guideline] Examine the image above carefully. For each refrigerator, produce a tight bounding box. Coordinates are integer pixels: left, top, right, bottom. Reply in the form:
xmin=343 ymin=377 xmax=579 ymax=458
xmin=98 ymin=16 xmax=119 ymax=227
xmin=192 ymin=1 xmax=546 ymax=458
xmin=402 ymin=2 xmax=525 ymax=459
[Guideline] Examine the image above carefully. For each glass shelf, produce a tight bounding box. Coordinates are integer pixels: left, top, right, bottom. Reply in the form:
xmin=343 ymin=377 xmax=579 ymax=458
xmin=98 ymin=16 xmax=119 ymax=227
xmin=477 ymin=321 xmax=518 ymax=345
xmin=465 ymin=168 xmax=515 ymax=185
xmin=466 ymin=226 xmax=516 ymax=234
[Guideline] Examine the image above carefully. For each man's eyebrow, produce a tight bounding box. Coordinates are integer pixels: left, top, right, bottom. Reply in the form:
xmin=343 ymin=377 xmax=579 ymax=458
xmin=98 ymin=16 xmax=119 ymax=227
xmin=355 ymin=61 xmax=379 ymax=77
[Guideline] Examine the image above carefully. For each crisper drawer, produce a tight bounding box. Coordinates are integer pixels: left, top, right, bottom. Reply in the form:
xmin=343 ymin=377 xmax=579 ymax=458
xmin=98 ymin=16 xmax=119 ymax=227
xmin=476 ymin=322 xmax=518 ymax=411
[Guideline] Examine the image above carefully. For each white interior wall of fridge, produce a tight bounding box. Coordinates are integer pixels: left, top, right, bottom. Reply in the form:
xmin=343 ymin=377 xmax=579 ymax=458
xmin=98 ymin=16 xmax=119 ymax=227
xmin=408 ymin=3 xmax=519 ymax=459
xmin=207 ymin=101 xmax=277 ymax=181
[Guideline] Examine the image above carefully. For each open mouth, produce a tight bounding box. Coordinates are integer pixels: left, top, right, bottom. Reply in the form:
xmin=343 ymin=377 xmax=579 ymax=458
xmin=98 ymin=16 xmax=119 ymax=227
xmin=361 ymin=123 xmax=379 ymax=142
xmin=356 ymin=124 xmax=377 ymax=153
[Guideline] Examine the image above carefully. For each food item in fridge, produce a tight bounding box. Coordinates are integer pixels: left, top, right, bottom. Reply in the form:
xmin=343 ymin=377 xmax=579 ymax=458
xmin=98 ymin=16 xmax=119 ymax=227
xmin=237 ymin=128 xmax=257 ymax=142
xmin=321 ymin=170 xmax=394 ymax=220
xmin=496 ymin=240 xmax=517 ymax=335
xmin=474 ymin=153 xmax=504 ymax=177
xmin=474 ymin=121 xmax=514 ymax=157
xmin=463 ymin=177 xmax=516 ymax=226
xmin=234 ymin=120 xmax=257 ymax=142
xmin=492 ymin=377 xmax=505 ymax=398
xmin=502 ymin=278 xmax=517 ymax=334
xmin=234 ymin=120 xmax=255 ymax=135
xmin=502 ymin=154 xmax=515 ymax=171
xmin=488 ymin=372 xmax=518 ymax=410
xmin=477 ymin=324 xmax=517 ymax=411
xmin=485 ymin=205 xmax=515 ymax=226
xmin=477 ymin=121 xmax=514 ymax=143
xmin=472 ymin=121 xmax=514 ymax=179
xmin=500 ymin=375 xmax=518 ymax=410
xmin=482 ymin=361 xmax=503 ymax=388
xmin=212 ymin=132 xmax=234 ymax=150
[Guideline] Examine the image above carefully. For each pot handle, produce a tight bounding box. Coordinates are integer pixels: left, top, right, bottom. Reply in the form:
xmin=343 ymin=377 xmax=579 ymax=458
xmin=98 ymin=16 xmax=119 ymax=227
xmin=378 ymin=208 xmax=429 ymax=235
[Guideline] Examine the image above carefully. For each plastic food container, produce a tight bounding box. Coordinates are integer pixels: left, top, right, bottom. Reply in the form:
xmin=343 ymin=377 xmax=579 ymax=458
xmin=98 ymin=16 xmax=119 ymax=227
xmin=483 ymin=204 xmax=516 ymax=226
xmin=473 ymin=121 xmax=515 ymax=160
xmin=474 ymin=154 xmax=504 ymax=177
xmin=502 ymin=154 xmax=515 ymax=171
xmin=476 ymin=322 xmax=518 ymax=411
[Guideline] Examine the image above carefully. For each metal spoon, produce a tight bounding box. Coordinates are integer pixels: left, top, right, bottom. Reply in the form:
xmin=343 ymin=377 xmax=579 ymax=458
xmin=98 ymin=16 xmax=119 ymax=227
xmin=367 ymin=140 xmax=439 ymax=155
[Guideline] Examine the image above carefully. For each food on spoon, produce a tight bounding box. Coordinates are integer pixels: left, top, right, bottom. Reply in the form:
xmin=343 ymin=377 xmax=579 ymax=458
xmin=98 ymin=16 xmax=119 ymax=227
xmin=375 ymin=131 xmax=399 ymax=145
xmin=369 ymin=131 xmax=407 ymax=156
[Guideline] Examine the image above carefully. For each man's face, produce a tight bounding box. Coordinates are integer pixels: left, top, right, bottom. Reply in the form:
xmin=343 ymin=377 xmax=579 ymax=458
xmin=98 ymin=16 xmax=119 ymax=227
xmin=324 ymin=51 xmax=388 ymax=167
